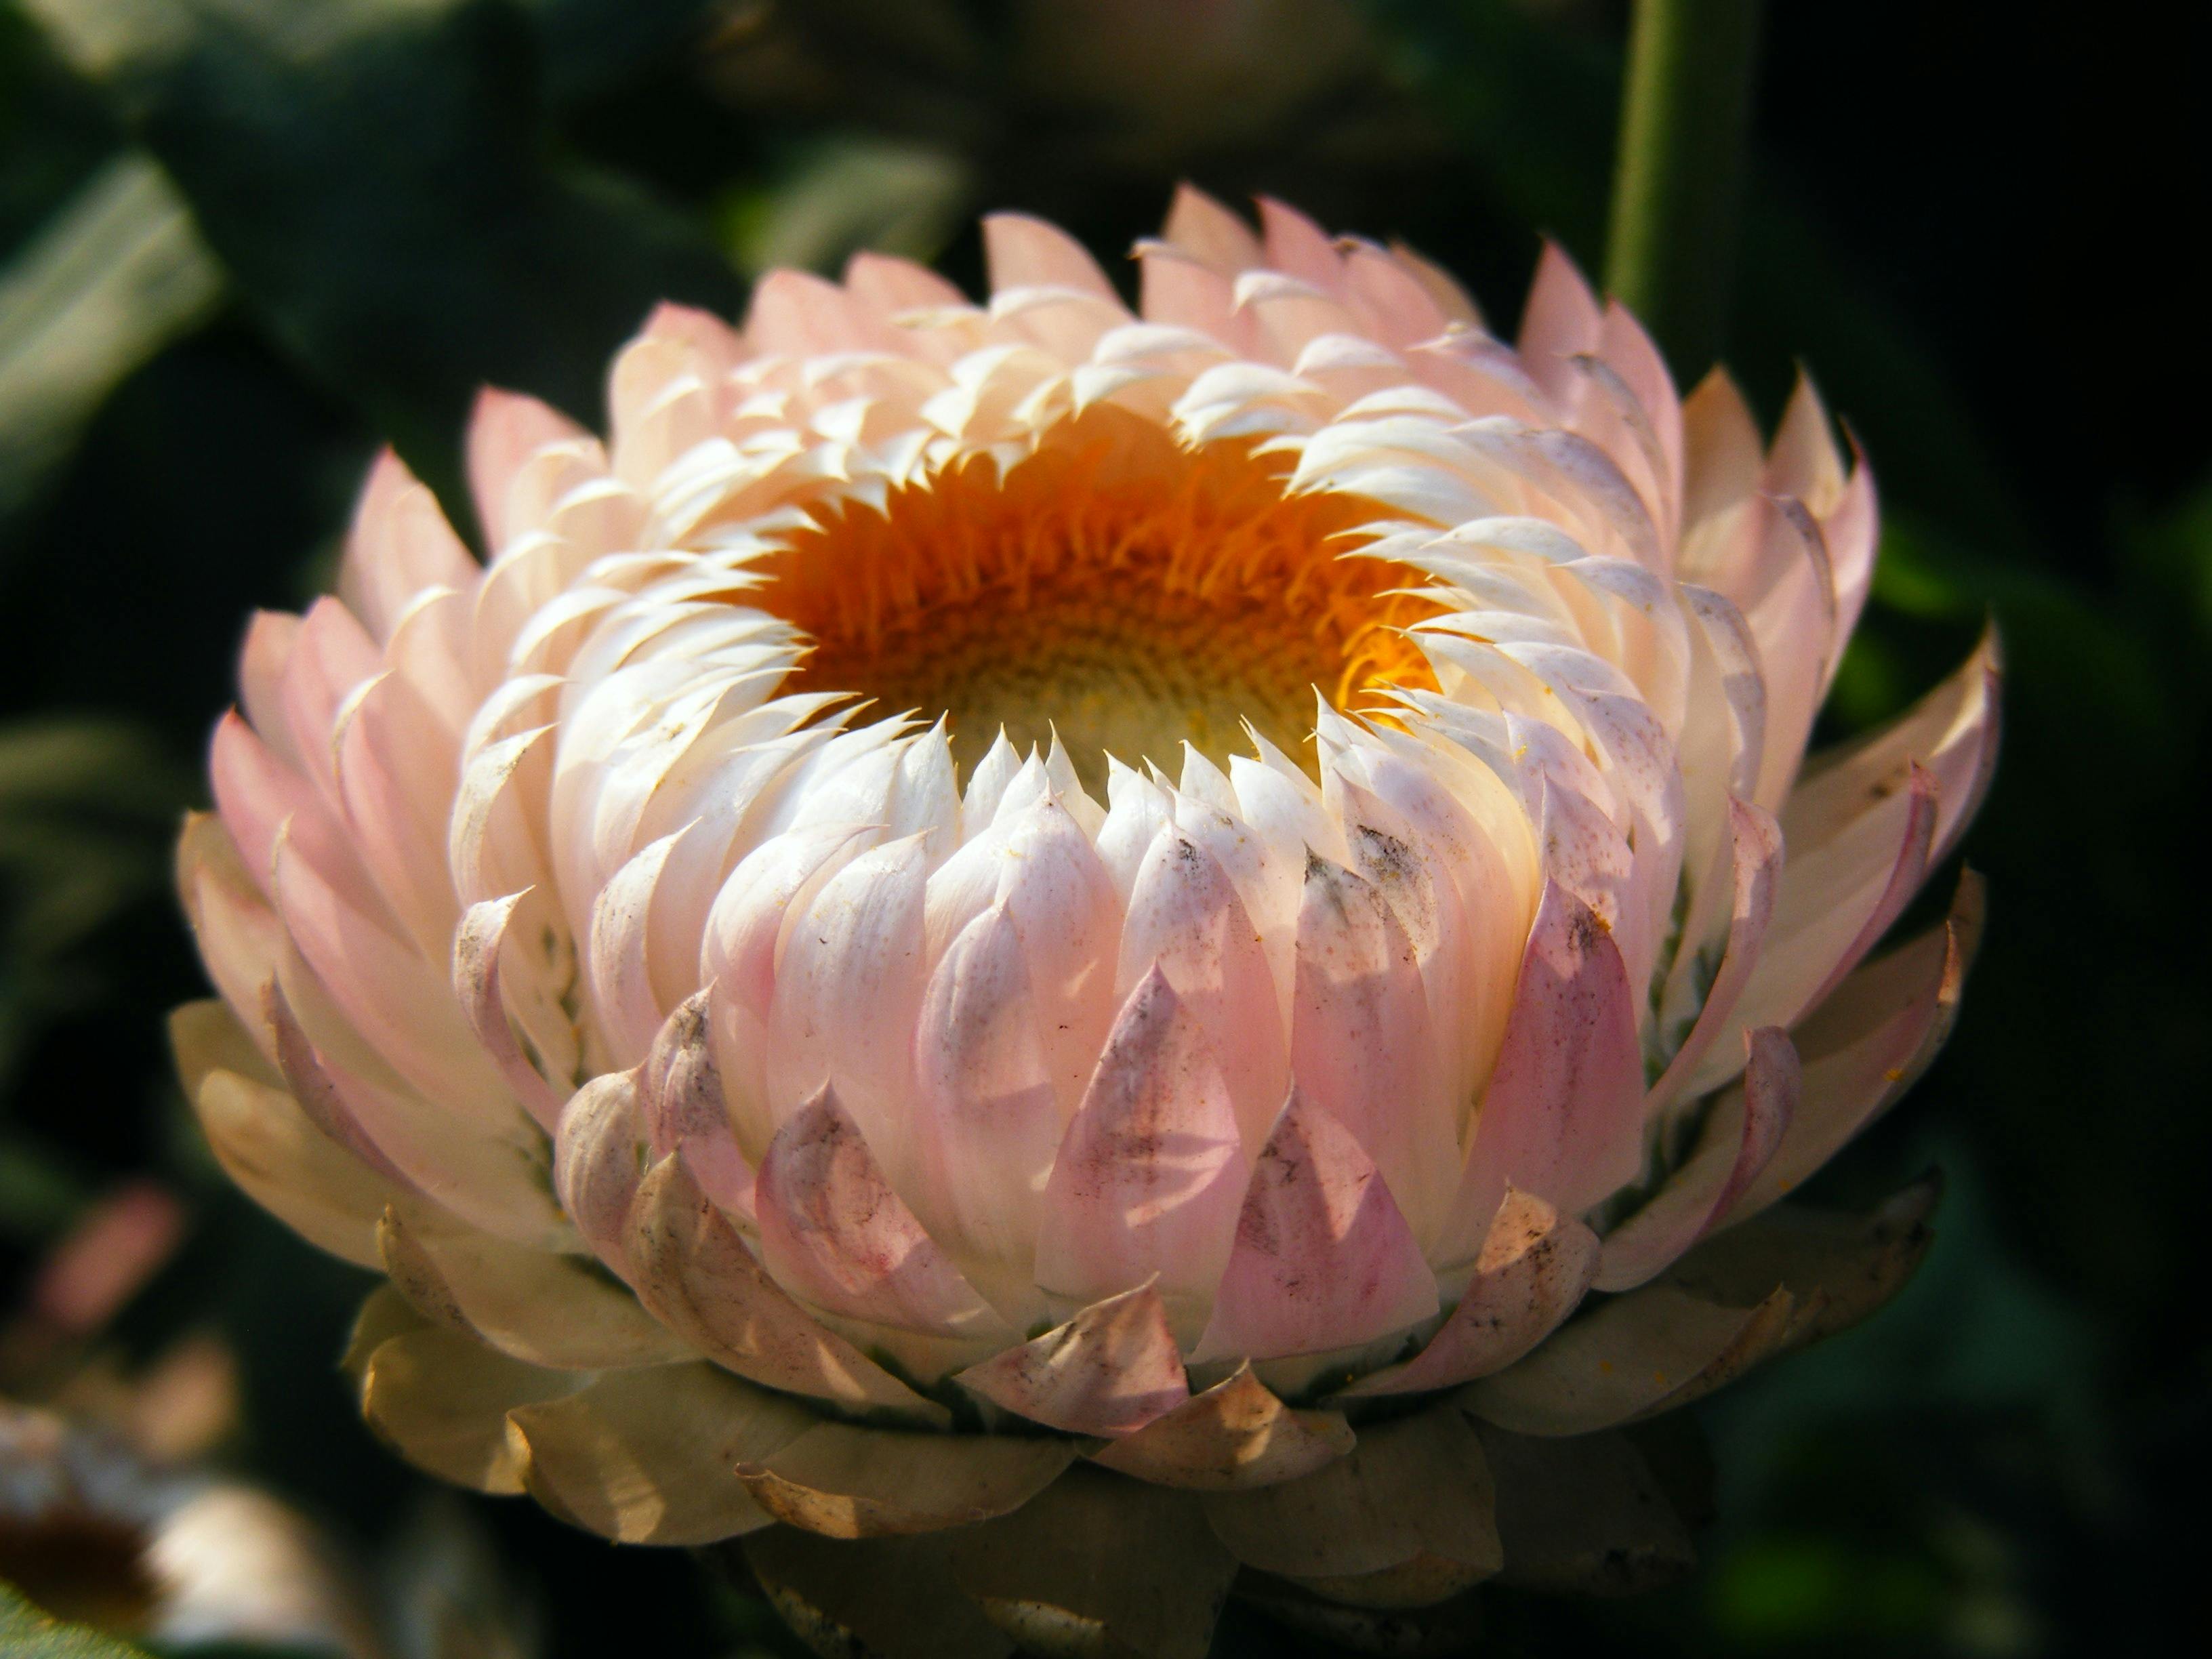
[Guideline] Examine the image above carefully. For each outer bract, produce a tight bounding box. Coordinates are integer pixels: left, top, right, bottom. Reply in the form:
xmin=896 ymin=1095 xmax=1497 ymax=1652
xmin=174 ymin=189 xmax=1995 ymax=1656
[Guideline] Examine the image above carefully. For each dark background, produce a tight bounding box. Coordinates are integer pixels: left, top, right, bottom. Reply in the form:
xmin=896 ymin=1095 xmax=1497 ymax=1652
xmin=1 ymin=3 xmax=2205 ymax=1655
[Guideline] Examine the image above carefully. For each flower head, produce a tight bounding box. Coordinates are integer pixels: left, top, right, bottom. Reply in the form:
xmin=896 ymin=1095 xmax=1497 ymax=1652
xmin=175 ymin=188 xmax=1995 ymax=1650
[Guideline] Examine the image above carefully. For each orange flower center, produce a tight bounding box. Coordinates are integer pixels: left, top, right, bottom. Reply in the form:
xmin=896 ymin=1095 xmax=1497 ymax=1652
xmin=756 ymin=408 xmax=1438 ymax=785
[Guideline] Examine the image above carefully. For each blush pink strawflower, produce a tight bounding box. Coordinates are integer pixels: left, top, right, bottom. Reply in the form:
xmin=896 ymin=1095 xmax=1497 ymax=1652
xmin=173 ymin=188 xmax=1995 ymax=1652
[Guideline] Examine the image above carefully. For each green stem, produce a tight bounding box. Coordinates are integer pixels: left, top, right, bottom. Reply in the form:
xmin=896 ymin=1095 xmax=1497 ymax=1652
xmin=1604 ymin=0 xmax=1765 ymax=381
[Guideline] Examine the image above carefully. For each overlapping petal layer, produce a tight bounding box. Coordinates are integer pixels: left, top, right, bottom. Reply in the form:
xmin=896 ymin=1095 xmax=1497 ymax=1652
xmin=176 ymin=188 xmax=1992 ymax=1652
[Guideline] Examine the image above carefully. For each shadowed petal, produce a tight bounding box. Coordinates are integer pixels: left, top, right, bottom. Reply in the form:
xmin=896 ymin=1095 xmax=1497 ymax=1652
xmin=754 ymin=1086 xmax=1012 ymax=1351
xmin=1596 ymin=1029 xmax=1799 ymax=1292
xmin=1333 ymin=1189 xmax=1598 ymax=1397
xmin=954 ymin=1282 xmax=1189 ymax=1436
xmin=1033 ymin=969 xmax=1250 ymax=1344
xmin=1192 ymin=1090 xmax=1438 ymax=1363
xmin=1435 ymin=881 xmax=1645 ymax=1267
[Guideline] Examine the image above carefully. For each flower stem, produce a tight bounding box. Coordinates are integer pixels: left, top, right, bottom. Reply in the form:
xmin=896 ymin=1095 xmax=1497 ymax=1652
xmin=1604 ymin=0 xmax=1765 ymax=380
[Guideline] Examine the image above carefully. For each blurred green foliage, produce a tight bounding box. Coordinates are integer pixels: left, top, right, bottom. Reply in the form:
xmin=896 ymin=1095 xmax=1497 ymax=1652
xmin=0 ymin=1582 xmax=146 ymax=1658
xmin=0 ymin=3 xmax=2205 ymax=1656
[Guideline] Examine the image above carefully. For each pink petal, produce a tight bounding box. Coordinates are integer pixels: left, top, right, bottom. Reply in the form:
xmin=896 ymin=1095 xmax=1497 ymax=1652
xmin=1340 ymin=241 xmax=1451 ymax=348
xmin=1160 ymin=184 xmax=1263 ymax=273
xmin=1033 ymin=968 xmax=1251 ymax=1343
xmin=586 ymin=829 xmax=689 ymax=1069
xmin=261 ymin=979 xmax=413 ymax=1187
xmin=175 ymin=815 xmax=287 ymax=1061
xmin=1681 ymin=368 xmax=1763 ymax=533
xmin=954 ymin=1282 xmax=1190 ymax=1437
xmin=1435 ymin=880 xmax=1646 ymax=1267
xmin=453 ymin=894 xmax=571 ymax=1130
xmin=1383 ymin=238 xmax=1481 ymax=327
xmin=701 ymin=823 xmax=878 ymax=1161
xmin=1333 ymin=1189 xmax=1599 ymax=1396
xmin=745 ymin=268 xmax=897 ymax=357
xmin=1191 ymin=1090 xmax=1439 ymax=1363
xmin=1116 ymin=827 xmax=1289 ymax=1151
xmin=1256 ymin=197 xmax=1344 ymax=290
xmin=1726 ymin=881 xmax=1979 ymax=1224
xmin=279 ymin=597 xmax=382 ymax=802
xmin=1137 ymin=246 xmax=1258 ymax=356
xmin=1764 ymin=373 xmax=1847 ymax=510
xmin=624 ymin=1152 xmax=946 ymax=1422
xmin=1290 ymin=853 xmax=1458 ymax=1240
xmin=209 ymin=708 xmax=375 ymax=914
xmin=271 ymin=828 xmax=506 ymax=1113
xmin=236 ymin=611 xmax=303 ymax=766
xmin=554 ymin=1069 xmax=649 ymax=1269
xmin=1333 ymin=756 xmax=1528 ymax=1113
xmin=1739 ymin=496 xmax=1840 ymax=808
xmin=1516 ymin=241 xmax=1602 ymax=406
xmin=998 ymin=797 xmax=1122 ymax=1111
xmin=1650 ymin=798 xmax=1783 ymax=1111
xmin=1820 ymin=457 xmax=1879 ymax=661
xmin=701 ymin=823 xmax=878 ymax=1025
xmin=468 ymin=387 xmax=587 ymax=556
xmin=640 ymin=300 xmax=743 ymax=369
xmin=844 ymin=249 xmax=966 ymax=312
xmin=753 ymin=1086 xmax=1006 ymax=1340
xmin=641 ymin=990 xmax=756 ymax=1220
xmin=333 ymin=670 xmax=461 ymax=955
xmin=909 ymin=903 xmax=1062 ymax=1320
xmin=338 ymin=450 xmax=476 ymax=644
xmin=1681 ymin=584 xmax=1768 ymax=804
xmin=1692 ymin=763 xmax=1940 ymax=1099
xmin=1597 ymin=302 xmax=1683 ymax=527
xmin=983 ymin=213 xmax=1118 ymax=299
xmin=1595 ymin=1028 xmax=1799 ymax=1292
xmin=271 ymin=965 xmax=562 ymax=1248
xmin=764 ymin=837 xmax=932 ymax=1181
xmin=1784 ymin=630 xmax=2000 ymax=869
xmin=449 ymin=722 xmax=558 ymax=907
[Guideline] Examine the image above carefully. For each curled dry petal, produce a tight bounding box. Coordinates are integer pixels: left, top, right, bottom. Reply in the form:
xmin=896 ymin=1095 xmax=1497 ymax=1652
xmin=954 ymin=1281 xmax=1190 ymax=1435
xmin=506 ymin=1364 xmax=815 ymax=1546
xmin=1088 ymin=1364 xmax=1355 ymax=1491
xmin=1333 ymin=1188 xmax=1599 ymax=1397
xmin=735 ymin=1422 xmax=1076 ymax=1539
xmin=1460 ymin=1284 xmax=1800 ymax=1437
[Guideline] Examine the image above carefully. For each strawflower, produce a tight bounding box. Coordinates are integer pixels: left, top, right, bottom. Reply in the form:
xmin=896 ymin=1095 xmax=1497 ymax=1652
xmin=174 ymin=189 xmax=1996 ymax=1655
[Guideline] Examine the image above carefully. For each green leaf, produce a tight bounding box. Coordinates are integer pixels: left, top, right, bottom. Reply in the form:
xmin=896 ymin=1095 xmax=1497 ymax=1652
xmin=0 ymin=1582 xmax=153 ymax=1659
xmin=721 ymin=136 xmax=970 ymax=279
xmin=22 ymin=0 xmax=743 ymax=524
xmin=0 ymin=150 xmax=224 ymax=521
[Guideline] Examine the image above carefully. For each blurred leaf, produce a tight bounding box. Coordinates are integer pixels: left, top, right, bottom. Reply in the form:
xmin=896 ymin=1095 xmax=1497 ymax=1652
xmin=0 ymin=1581 xmax=152 ymax=1659
xmin=0 ymin=3 xmax=122 ymax=253
xmin=0 ymin=150 xmax=224 ymax=522
xmin=721 ymin=136 xmax=970 ymax=278
xmin=0 ymin=718 xmax=185 ymax=1090
xmin=21 ymin=0 xmax=743 ymax=522
xmin=0 ymin=1128 xmax=86 ymax=1240
xmin=2118 ymin=472 xmax=2212 ymax=648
